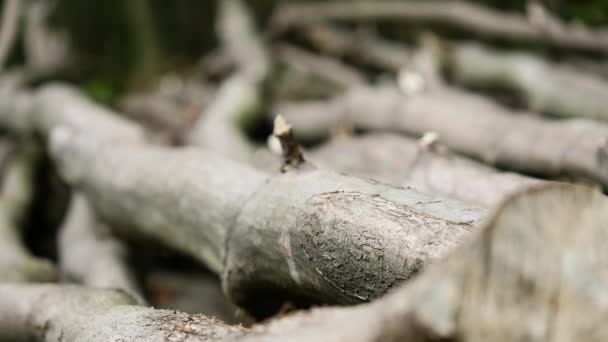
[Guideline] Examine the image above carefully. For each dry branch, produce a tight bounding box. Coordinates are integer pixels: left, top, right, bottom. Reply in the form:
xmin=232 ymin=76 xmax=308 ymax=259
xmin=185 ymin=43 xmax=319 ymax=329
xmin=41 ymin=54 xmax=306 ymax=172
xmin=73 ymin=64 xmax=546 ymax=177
xmin=310 ymin=133 xmax=545 ymax=207
xmin=273 ymin=0 xmax=608 ymax=54
xmin=240 ymin=184 xmax=608 ymax=341
xmin=302 ymin=24 xmax=410 ymax=71
xmin=278 ymin=84 xmax=608 ymax=187
xmin=0 ymin=142 xmax=56 ymax=282
xmin=449 ymin=42 xmax=608 ymax=122
xmin=0 ymin=284 xmax=246 ymax=341
xmin=58 ymin=193 xmax=145 ymax=304
xmin=276 ymin=43 xmax=366 ymax=90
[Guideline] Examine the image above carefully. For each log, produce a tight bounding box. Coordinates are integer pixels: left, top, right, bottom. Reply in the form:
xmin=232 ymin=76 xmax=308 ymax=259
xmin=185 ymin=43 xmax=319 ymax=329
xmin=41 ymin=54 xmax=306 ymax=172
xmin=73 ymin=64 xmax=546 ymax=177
xmin=0 ymin=82 xmax=486 ymax=315
xmin=1 ymin=184 xmax=606 ymax=341
xmin=58 ymin=193 xmax=146 ymax=304
xmin=0 ymin=284 xmax=246 ymax=341
xmin=449 ymin=42 xmax=608 ymax=122
xmin=240 ymin=184 xmax=608 ymax=341
xmin=278 ymin=84 xmax=608 ymax=187
xmin=310 ymin=133 xmax=545 ymax=207
xmin=51 ymin=126 xmax=483 ymax=315
xmin=272 ymin=0 xmax=608 ymax=54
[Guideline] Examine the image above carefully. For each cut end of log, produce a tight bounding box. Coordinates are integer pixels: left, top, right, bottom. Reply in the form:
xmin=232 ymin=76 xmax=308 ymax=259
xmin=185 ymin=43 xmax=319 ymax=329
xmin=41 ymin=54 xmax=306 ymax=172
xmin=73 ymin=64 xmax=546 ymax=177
xmin=273 ymin=114 xmax=305 ymax=172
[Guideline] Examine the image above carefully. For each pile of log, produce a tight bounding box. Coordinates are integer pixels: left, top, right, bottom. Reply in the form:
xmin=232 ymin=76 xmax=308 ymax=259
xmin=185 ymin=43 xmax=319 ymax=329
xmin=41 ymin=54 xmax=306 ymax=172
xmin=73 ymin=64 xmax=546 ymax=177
xmin=1 ymin=0 xmax=608 ymax=340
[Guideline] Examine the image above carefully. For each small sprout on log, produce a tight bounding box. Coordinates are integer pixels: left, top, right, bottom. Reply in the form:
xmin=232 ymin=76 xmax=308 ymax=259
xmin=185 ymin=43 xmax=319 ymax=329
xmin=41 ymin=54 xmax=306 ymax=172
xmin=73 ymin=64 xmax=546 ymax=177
xmin=273 ymin=114 xmax=305 ymax=172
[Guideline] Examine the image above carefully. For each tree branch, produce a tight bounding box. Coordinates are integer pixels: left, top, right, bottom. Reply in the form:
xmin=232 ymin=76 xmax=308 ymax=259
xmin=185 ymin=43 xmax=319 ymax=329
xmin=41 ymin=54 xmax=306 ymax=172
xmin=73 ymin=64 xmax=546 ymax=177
xmin=449 ymin=42 xmax=608 ymax=122
xmin=273 ymin=0 xmax=608 ymax=54
xmin=59 ymin=193 xmax=145 ymax=304
xmin=277 ymin=84 xmax=608 ymax=187
xmin=0 ymin=284 xmax=246 ymax=341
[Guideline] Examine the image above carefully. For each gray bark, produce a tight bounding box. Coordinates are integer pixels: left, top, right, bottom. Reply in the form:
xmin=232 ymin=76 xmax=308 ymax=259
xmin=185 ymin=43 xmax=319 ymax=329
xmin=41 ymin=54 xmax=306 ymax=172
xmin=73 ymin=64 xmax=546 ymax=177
xmin=2 ymin=184 xmax=603 ymax=341
xmin=310 ymin=133 xmax=545 ymax=207
xmin=278 ymin=84 xmax=608 ymax=187
xmin=0 ymin=82 xmax=486 ymax=315
xmin=0 ymin=284 xmax=246 ymax=341
xmin=450 ymin=42 xmax=608 ymax=122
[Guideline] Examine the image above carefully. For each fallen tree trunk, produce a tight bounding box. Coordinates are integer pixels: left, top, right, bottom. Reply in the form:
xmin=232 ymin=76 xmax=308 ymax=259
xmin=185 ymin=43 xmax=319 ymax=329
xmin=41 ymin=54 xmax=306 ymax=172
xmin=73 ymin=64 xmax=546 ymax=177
xmin=272 ymin=0 xmax=608 ymax=54
xmin=278 ymin=85 xmax=608 ymax=187
xmin=1 ymin=184 xmax=606 ymax=341
xmin=310 ymin=133 xmax=545 ymax=207
xmin=58 ymin=193 xmax=145 ymax=304
xmin=449 ymin=42 xmax=608 ymax=122
xmin=0 ymin=82 xmax=484 ymax=316
xmin=51 ymin=126 xmax=483 ymax=316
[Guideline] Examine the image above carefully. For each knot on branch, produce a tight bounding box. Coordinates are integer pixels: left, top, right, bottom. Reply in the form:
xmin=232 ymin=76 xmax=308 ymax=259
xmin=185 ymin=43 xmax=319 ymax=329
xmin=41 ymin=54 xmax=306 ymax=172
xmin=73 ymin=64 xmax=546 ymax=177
xmin=273 ymin=114 xmax=305 ymax=172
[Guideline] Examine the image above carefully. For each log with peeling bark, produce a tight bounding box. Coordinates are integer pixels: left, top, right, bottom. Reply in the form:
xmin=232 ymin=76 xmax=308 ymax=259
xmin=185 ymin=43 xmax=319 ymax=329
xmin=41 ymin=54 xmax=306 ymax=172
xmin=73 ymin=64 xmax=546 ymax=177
xmin=58 ymin=193 xmax=145 ymax=304
xmin=272 ymin=0 xmax=608 ymax=54
xmin=309 ymin=133 xmax=545 ymax=207
xmin=278 ymin=84 xmax=608 ymax=187
xmin=448 ymin=42 xmax=608 ymax=122
xmin=1 ymin=184 xmax=606 ymax=341
xmin=0 ymin=142 xmax=56 ymax=282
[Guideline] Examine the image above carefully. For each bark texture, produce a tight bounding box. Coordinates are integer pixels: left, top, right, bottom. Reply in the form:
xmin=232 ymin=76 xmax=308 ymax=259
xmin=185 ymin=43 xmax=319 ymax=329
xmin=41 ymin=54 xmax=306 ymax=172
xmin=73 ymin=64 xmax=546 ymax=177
xmin=310 ymin=133 xmax=545 ymax=207
xmin=239 ymin=184 xmax=608 ymax=341
xmin=3 ymin=185 xmax=601 ymax=341
xmin=0 ymin=81 xmax=488 ymax=315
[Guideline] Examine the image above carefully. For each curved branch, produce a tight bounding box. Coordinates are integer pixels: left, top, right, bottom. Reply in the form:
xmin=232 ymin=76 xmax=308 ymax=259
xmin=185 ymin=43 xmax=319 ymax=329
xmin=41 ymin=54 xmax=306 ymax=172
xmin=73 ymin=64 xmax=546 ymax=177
xmin=0 ymin=284 xmax=245 ymax=341
xmin=277 ymin=84 xmax=608 ymax=187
